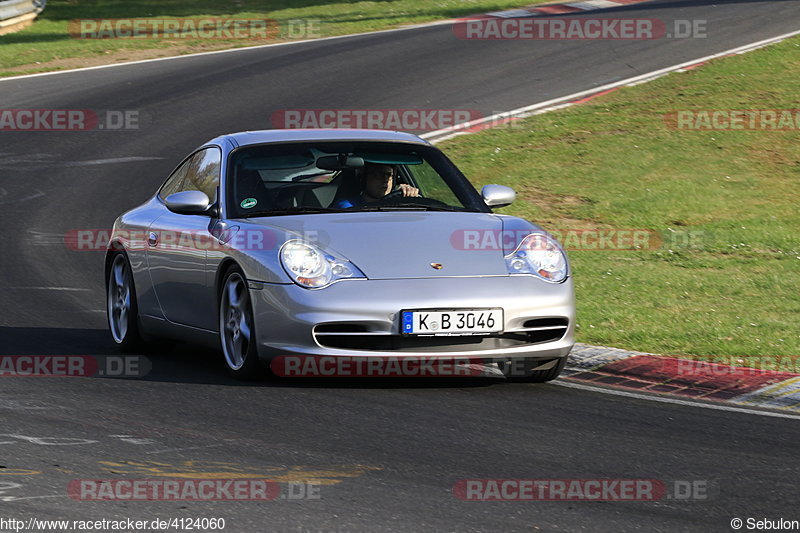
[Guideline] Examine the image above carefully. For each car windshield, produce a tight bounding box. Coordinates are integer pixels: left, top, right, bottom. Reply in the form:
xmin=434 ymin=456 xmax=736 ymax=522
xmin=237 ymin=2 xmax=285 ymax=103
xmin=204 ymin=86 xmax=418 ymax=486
xmin=226 ymin=141 xmax=488 ymax=218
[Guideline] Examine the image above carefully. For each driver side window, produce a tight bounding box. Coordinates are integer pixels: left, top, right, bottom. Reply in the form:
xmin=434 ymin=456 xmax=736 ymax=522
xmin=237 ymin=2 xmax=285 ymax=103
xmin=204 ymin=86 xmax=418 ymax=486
xmin=159 ymin=147 xmax=221 ymax=202
xmin=407 ymin=160 xmax=460 ymax=206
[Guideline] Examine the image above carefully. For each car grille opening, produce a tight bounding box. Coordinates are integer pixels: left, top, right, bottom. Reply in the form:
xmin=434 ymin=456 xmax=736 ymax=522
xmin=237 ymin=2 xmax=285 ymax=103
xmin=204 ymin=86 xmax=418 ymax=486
xmin=314 ymin=323 xmax=370 ymax=334
xmin=516 ymin=317 xmax=569 ymax=345
xmin=313 ymin=318 xmax=569 ymax=352
xmin=522 ymin=317 xmax=569 ymax=329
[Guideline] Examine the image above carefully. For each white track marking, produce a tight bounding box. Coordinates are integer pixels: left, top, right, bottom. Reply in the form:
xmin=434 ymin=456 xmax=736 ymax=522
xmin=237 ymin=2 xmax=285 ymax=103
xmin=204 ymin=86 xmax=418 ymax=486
xmin=0 ymin=20 xmax=456 ymax=82
xmin=0 ymin=190 xmax=44 ymax=205
xmin=0 ymin=494 xmax=67 ymax=502
xmin=62 ymin=156 xmax=164 ymax=166
xmin=566 ymin=0 xmax=622 ymax=9
xmin=487 ymin=9 xmax=535 ymax=18
xmin=3 ymin=8 xmax=796 ymax=85
xmin=0 ymin=155 xmax=162 ymax=169
xmin=422 ymin=28 xmax=800 ymax=143
xmin=3 ymin=287 xmax=90 ymax=291
xmin=554 ymin=380 xmax=800 ymax=421
xmin=0 ymin=400 xmax=53 ymax=410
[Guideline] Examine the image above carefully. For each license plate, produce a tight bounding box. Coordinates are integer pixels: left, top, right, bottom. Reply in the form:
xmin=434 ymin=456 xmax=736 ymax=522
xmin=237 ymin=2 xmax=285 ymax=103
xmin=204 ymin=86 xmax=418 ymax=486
xmin=401 ymin=309 xmax=503 ymax=335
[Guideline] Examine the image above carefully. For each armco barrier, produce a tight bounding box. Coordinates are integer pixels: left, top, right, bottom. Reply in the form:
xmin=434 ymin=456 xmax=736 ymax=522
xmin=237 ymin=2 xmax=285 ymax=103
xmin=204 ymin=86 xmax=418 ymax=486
xmin=0 ymin=0 xmax=46 ymax=35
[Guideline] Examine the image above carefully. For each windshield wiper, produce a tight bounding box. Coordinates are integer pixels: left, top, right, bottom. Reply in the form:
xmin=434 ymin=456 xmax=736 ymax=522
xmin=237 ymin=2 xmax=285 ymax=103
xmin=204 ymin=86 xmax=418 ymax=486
xmin=240 ymin=207 xmax=348 ymax=217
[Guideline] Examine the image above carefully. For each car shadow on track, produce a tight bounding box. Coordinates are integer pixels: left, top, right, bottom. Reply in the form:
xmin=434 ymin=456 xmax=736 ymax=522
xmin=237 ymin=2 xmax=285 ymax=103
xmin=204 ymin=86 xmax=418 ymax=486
xmin=0 ymin=326 xmax=507 ymax=389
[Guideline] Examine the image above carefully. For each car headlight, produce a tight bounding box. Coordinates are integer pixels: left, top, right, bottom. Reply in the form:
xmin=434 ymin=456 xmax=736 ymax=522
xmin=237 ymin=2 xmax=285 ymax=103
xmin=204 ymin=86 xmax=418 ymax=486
xmin=280 ymin=240 xmax=365 ymax=289
xmin=505 ymin=233 xmax=569 ymax=283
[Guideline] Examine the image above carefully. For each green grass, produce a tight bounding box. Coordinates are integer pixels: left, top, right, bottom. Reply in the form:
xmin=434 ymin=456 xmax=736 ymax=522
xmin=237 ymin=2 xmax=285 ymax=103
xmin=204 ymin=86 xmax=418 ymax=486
xmin=0 ymin=0 xmax=550 ymax=76
xmin=441 ymin=36 xmax=800 ymax=358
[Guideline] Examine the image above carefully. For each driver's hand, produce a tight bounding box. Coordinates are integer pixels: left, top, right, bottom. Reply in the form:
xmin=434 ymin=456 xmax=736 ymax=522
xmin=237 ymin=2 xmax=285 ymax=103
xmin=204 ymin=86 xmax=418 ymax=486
xmin=398 ymin=184 xmax=420 ymax=197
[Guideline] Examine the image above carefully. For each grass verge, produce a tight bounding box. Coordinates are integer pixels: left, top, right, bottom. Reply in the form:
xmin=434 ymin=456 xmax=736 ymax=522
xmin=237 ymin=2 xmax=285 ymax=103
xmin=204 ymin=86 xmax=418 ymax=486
xmin=1 ymin=0 xmax=549 ymax=76
xmin=441 ymin=36 xmax=800 ymax=358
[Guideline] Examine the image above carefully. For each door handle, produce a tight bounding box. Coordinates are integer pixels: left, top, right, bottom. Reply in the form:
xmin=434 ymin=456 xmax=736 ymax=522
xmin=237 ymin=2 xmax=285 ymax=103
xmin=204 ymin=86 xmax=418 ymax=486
xmin=147 ymin=232 xmax=159 ymax=246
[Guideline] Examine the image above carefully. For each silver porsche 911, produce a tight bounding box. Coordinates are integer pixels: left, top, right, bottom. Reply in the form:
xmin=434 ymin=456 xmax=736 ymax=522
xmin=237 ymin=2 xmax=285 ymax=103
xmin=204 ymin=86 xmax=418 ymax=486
xmin=106 ymin=129 xmax=574 ymax=380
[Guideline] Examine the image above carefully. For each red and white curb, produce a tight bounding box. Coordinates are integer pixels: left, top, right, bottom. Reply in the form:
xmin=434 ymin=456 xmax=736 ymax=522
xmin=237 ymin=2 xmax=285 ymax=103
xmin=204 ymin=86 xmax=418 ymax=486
xmin=488 ymin=0 xmax=652 ymax=18
xmin=564 ymin=344 xmax=800 ymax=413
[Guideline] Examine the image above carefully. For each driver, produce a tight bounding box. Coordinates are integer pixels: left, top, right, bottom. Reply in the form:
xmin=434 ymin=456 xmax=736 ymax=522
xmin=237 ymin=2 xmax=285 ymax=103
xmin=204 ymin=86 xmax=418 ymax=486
xmin=333 ymin=163 xmax=419 ymax=208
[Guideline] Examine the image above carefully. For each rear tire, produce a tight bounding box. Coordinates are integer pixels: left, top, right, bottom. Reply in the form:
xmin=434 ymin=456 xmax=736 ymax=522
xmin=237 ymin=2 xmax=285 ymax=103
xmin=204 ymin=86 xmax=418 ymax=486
xmin=106 ymin=252 xmax=143 ymax=351
xmin=219 ymin=267 xmax=264 ymax=380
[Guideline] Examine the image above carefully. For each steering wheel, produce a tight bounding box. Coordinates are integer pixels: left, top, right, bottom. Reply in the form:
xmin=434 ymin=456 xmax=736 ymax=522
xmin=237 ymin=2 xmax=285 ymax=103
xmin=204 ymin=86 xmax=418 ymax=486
xmin=365 ymin=186 xmax=443 ymax=206
xmin=382 ymin=187 xmax=405 ymax=200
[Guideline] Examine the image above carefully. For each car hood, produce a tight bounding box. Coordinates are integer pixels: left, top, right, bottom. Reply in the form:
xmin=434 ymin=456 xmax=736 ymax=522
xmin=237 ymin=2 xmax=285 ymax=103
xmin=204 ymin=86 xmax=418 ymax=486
xmin=238 ymin=211 xmax=538 ymax=279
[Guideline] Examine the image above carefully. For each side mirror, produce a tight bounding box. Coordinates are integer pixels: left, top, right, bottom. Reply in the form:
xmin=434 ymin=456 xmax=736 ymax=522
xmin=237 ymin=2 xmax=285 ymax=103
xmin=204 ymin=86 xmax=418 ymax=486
xmin=164 ymin=191 xmax=211 ymax=215
xmin=481 ymin=184 xmax=516 ymax=208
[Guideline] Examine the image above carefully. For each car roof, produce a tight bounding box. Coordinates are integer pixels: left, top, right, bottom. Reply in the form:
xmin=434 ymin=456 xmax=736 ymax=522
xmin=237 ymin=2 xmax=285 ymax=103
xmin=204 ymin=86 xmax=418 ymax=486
xmin=205 ymin=129 xmax=432 ymax=148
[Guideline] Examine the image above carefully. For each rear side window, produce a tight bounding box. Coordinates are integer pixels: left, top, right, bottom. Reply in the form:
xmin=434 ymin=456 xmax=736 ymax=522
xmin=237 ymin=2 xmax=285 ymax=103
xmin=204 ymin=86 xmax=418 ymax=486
xmin=159 ymin=147 xmax=221 ymax=202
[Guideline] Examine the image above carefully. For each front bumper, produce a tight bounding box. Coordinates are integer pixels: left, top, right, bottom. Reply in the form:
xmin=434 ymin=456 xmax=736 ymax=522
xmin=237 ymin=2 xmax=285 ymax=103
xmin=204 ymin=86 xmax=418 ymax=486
xmin=249 ymin=275 xmax=575 ymax=361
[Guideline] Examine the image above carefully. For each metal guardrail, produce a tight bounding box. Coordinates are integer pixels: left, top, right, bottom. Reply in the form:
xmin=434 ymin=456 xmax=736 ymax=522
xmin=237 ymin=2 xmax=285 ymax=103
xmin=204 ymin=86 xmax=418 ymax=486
xmin=0 ymin=0 xmax=45 ymax=28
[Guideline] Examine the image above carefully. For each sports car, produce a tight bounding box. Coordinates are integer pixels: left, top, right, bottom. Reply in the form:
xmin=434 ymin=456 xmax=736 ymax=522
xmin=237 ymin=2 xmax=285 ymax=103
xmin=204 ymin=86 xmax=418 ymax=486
xmin=106 ymin=129 xmax=575 ymax=380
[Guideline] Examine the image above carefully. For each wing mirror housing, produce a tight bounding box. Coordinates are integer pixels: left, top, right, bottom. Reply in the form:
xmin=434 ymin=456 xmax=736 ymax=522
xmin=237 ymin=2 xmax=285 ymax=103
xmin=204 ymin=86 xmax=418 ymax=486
xmin=164 ymin=191 xmax=212 ymax=215
xmin=481 ymin=184 xmax=516 ymax=208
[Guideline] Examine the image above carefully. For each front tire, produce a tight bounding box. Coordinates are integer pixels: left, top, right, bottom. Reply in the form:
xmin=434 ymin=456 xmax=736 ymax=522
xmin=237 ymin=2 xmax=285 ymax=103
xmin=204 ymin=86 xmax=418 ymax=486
xmin=219 ymin=267 xmax=263 ymax=380
xmin=106 ymin=252 xmax=143 ymax=351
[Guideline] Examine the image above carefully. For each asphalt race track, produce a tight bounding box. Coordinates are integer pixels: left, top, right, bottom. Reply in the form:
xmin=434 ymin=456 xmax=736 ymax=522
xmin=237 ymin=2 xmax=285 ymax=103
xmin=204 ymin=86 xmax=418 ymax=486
xmin=1 ymin=1 xmax=799 ymax=531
